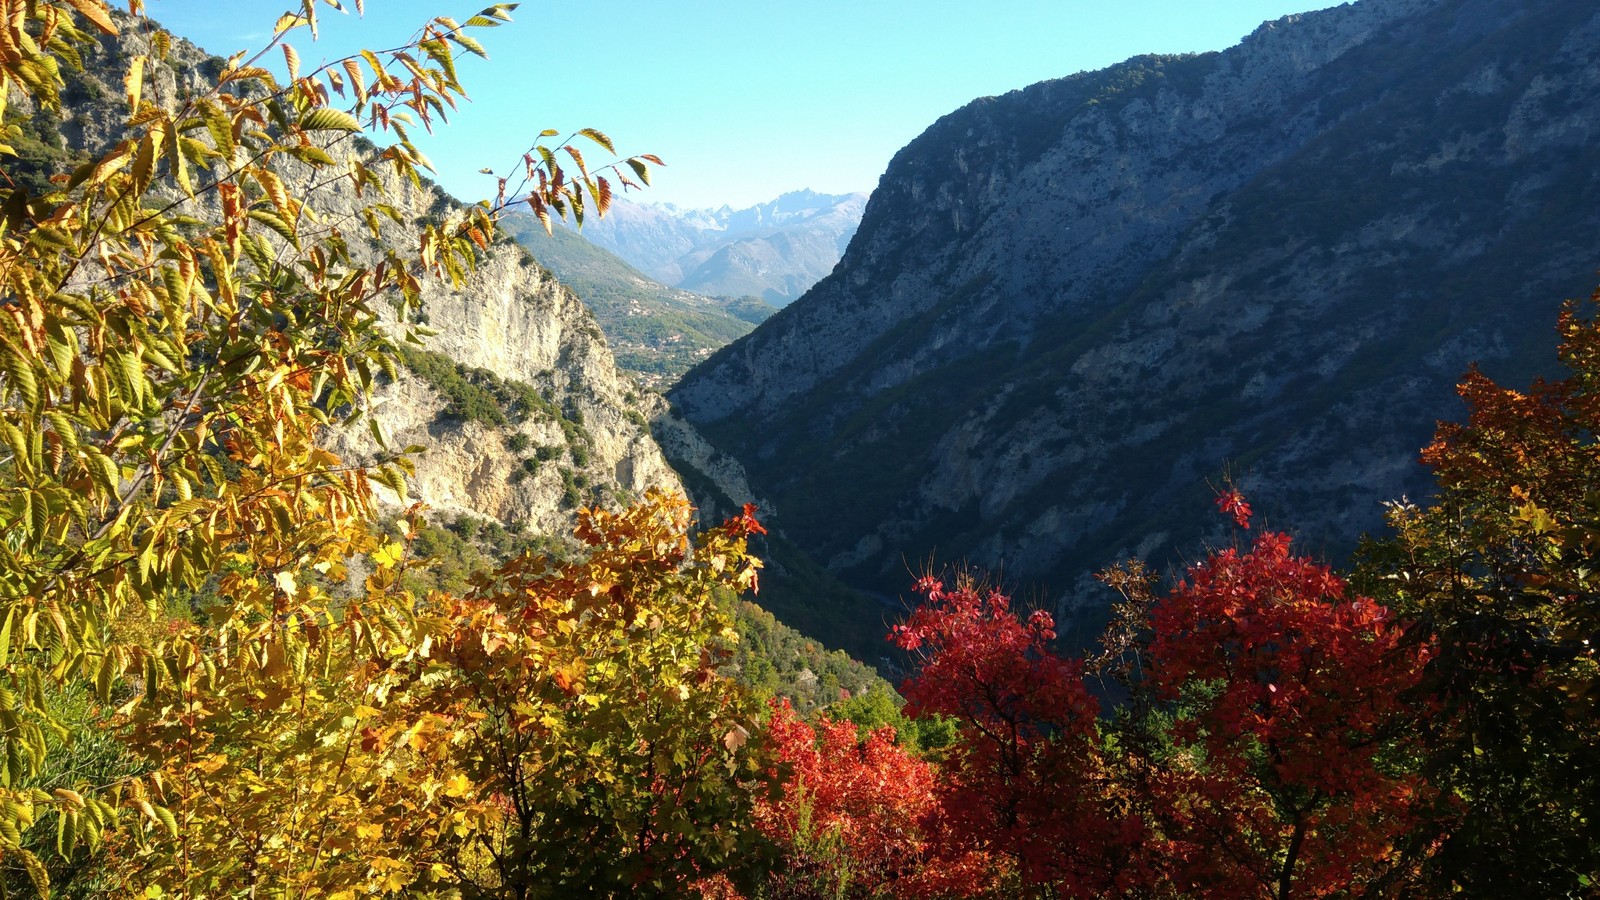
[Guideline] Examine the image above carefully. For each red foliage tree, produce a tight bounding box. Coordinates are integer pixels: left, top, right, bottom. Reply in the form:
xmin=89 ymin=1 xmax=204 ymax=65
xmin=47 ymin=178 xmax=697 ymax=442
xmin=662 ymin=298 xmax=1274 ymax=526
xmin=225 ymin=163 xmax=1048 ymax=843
xmin=1138 ymin=497 xmax=1434 ymax=898
xmin=755 ymin=699 xmax=936 ymax=898
xmin=891 ymin=577 xmax=1142 ymax=897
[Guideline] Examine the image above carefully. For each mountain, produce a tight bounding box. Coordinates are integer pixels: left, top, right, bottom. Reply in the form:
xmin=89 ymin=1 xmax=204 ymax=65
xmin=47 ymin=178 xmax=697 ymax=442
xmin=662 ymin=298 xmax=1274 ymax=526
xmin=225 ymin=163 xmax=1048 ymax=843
xmin=501 ymin=212 xmax=776 ymax=387
xmin=28 ymin=17 xmax=685 ymax=537
xmin=569 ymin=190 xmax=869 ymax=305
xmin=670 ymin=0 xmax=1600 ymax=651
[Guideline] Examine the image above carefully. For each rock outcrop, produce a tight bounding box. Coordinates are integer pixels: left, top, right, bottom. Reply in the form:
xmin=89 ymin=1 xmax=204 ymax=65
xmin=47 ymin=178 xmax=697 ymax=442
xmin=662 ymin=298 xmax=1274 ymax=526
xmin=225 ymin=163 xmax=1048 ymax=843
xmin=40 ymin=14 xmax=685 ymax=531
xmin=329 ymin=241 xmax=683 ymax=530
xmin=672 ymin=0 xmax=1600 ymax=649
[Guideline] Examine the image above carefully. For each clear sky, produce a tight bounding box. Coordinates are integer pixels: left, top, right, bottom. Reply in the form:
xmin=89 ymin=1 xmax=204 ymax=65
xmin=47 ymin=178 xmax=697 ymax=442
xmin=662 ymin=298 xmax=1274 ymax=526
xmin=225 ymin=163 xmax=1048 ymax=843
xmin=141 ymin=0 xmax=1331 ymax=210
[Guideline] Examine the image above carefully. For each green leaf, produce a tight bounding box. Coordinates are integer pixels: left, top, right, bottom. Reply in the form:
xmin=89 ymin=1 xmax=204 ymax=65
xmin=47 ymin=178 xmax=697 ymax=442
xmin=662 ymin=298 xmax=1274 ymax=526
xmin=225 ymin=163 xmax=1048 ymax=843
xmin=0 ymin=608 xmax=13 ymax=668
xmin=44 ymin=328 xmax=75 ymax=380
xmin=3 ymin=344 xmax=39 ymax=410
xmin=45 ymin=411 xmax=77 ymax=455
xmin=241 ymin=231 xmax=276 ymax=273
xmin=95 ymin=652 xmax=115 ymax=704
xmin=579 ymin=127 xmax=614 ymax=154
xmin=202 ymin=101 xmax=234 ymax=158
xmin=161 ymin=265 xmax=189 ymax=312
xmin=86 ymin=449 xmax=119 ymax=497
xmin=56 ymin=807 xmax=74 ymax=856
xmin=168 ymin=125 xmax=192 ymax=197
xmin=27 ymin=490 xmax=45 ymax=547
xmin=450 ymin=33 xmax=487 ymax=58
xmin=154 ymin=804 xmax=178 ymax=838
xmin=117 ymin=347 xmax=145 ymax=409
xmin=283 ymin=144 xmax=337 ymax=166
xmin=248 ymin=209 xmax=300 ymax=248
xmin=420 ymin=38 xmax=458 ymax=87
xmin=17 ymin=846 xmax=47 ymax=895
xmin=300 ymin=107 xmax=361 ymax=133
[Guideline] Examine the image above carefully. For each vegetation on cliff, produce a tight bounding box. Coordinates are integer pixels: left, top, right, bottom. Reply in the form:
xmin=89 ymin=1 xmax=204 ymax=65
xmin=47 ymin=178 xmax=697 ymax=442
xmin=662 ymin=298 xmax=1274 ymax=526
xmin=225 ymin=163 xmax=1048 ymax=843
xmin=0 ymin=0 xmax=1595 ymax=897
xmin=499 ymin=213 xmax=775 ymax=386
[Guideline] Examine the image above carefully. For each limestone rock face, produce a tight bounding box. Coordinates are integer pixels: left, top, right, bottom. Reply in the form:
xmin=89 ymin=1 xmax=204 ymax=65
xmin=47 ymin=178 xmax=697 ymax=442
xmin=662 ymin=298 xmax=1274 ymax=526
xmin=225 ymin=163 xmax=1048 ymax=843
xmin=47 ymin=14 xmax=686 ymax=531
xmin=319 ymin=181 xmax=686 ymax=528
xmin=672 ymin=0 xmax=1600 ymax=648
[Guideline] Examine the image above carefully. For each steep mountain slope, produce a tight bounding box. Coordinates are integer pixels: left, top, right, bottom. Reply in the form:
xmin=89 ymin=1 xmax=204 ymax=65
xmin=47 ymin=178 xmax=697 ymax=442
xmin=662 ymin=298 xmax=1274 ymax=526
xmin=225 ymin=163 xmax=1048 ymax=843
xmin=671 ymin=0 xmax=1600 ymax=648
xmin=502 ymin=212 xmax=776 ymax=386
xmin=33 ymin=16 xmax=684 ymax=534
xmin=573 ymin=190 xmax=868 ymax=305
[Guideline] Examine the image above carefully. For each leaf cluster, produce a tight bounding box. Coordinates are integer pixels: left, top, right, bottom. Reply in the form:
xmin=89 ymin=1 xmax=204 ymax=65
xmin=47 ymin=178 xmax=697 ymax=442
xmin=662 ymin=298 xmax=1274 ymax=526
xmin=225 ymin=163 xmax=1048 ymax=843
xmin=0 ymin=0 xmax=679 ymax=894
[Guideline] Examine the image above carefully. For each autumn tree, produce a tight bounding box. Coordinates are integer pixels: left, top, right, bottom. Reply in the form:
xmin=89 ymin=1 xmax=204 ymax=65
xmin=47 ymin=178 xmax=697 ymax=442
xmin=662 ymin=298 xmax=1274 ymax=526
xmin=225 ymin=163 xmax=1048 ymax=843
xmin=1118 ymin=493 xmax=1434 ymax=899
xmin=890 ymin=576 xmax=1136 ymax=898
xmin=887 ymin=492 xmax=1436 ymax=898
xmin=419 ymin=493 xmax=771 ymax=898
xmin=0 ymin=0 xmax=659 ymax=893
xmin=1354 ymin=288 xmax=1600 ymax=896
xmin=754 ymin=698 xmax=936 ymax=899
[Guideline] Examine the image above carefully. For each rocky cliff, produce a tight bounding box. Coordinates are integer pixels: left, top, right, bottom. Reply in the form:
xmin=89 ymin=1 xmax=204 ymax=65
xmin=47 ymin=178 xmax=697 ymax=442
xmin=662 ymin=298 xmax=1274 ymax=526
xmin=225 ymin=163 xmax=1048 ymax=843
xmin=501 ymin=214 xmax=775 ymax=387
xmin=32 ymin=14 xmax=685 ymax=533
xmin=328 ymin=240 xmax=684 ymax=532
xmin=672 ymin=0 xmax=1600 ymax=648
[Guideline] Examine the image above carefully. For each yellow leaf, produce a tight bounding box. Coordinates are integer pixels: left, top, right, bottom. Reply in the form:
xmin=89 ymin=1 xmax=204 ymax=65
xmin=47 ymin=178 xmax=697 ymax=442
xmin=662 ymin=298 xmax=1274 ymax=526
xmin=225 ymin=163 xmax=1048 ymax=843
xmin=301 ymin=108 xmax=361 ymax=133
xmin=52 ymin=789 xmax=85 ymax=810
xmin=125 ymin=56 xmax=145 ymax=110
xmin=64 ymin=0 xmax=118 ymax=35
xmin=372 ymin=543 xmax=403 ymax=568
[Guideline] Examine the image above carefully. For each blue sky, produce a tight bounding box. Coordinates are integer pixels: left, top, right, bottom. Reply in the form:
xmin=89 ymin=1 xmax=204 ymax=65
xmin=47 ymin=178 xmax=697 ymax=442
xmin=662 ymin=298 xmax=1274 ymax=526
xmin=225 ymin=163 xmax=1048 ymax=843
xmin=143 ymin=0 xmax=1329 ymax=209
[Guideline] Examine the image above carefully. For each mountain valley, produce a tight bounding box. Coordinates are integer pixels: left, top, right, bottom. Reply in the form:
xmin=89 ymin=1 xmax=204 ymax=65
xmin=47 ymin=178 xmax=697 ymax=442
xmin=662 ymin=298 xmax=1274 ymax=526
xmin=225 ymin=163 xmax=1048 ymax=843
xmin=499 ymin=211 xmax=776 ymax=386
xmin=4 ymin=0 xmax=1599 ymax=892
xmin=671 ymin=0 xmax=1600 ymax=652
xmin=569 ymin=189 xmax=868 ymax=306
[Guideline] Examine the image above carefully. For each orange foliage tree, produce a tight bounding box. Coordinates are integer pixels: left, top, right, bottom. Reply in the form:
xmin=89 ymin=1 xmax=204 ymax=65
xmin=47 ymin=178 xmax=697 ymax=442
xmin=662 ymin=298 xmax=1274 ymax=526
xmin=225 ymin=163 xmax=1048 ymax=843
xmin=1354 ymin=288 xmax=1600 ymax=895
xmin=417 ymin=493 xmax=772 ymax=897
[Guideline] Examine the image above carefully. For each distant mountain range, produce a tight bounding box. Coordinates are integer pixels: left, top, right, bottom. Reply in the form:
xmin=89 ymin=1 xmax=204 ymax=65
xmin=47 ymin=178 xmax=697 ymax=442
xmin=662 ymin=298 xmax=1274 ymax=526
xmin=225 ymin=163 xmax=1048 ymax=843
xmin=670 ymin=0 xmax=1600 ymax=654
xmin=502 ymin=213 xmax=776 ymax=387
xmin=566 ymin=190 xmax=869 ymax=306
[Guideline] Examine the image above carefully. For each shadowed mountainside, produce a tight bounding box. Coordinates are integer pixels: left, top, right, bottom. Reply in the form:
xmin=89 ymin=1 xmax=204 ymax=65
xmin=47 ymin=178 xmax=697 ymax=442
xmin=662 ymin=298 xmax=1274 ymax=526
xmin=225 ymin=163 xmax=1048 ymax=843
xmin=671 ymin=0 xmax=1600 ymax=650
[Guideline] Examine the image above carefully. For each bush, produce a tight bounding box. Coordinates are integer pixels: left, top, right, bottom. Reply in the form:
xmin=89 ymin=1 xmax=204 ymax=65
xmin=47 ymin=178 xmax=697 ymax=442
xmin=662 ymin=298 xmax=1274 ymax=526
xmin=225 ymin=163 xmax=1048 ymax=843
xmin=560 ymin=468 xmax=584 ymax=509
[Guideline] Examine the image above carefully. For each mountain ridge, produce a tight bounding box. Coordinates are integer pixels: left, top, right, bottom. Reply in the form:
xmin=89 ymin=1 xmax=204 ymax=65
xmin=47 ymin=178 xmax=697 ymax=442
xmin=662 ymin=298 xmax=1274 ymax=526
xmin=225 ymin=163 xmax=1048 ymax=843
xmin=502 ymin=213 xmax=776 ymax=386
xmin=671 ymin=0 xmax=1600 ymax=650
xmin=570 ymin=189 xmax=868 ymax=305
